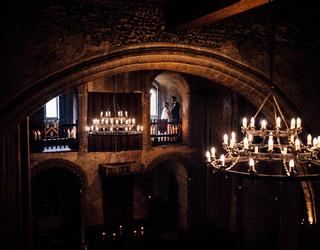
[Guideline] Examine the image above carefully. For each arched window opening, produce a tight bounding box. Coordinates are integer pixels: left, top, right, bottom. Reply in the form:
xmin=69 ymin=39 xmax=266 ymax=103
xmin=45 ymin=97 xmax=59 ymax=119
xmin=150 ymin=82 xmax=158 ymax=119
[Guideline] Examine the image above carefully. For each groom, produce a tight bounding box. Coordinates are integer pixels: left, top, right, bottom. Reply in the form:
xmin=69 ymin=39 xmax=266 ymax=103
xmin=171 ymin=96 xmax=180 ymax=123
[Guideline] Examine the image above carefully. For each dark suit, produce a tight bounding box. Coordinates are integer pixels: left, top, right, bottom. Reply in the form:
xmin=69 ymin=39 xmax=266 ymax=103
xmin=171 ymin=101 xmax=180 ymax=123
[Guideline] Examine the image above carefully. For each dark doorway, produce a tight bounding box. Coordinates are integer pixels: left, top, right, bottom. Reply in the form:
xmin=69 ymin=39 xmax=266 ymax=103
xmin=32 ymin=167 xmax=81 ymax=250
xmin=149 ymin=163 xmax=181 ymax=239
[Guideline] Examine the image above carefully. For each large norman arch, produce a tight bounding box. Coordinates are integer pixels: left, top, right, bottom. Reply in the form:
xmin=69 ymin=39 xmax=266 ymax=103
xmin=0 ymin=42 xmax=299 ymax=133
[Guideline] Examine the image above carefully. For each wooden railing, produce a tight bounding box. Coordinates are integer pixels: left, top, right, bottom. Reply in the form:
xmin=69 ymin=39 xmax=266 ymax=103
xmin=150 ymin=119 xmax=182 ymax=146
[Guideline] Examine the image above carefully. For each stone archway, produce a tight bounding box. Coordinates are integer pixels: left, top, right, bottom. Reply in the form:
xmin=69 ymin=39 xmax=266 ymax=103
xmin=32 ymin=159 xmax=87 ymax=249
xmin=32 ymin=158 xmax=88 ymax=191
xmin=0 ymin=42 xmax=299 ymax=133
xmin=145 ymin=153 xmax=192 ymax=238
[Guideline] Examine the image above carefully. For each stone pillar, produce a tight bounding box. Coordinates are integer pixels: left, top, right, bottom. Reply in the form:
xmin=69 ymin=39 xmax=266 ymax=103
xmin=182 ymin=93 xmax=190 ymax=145
xmin=142 ymin=93 xmax=151 ymax=150
xmin=78 ymin=83 xmax=88 ymax=153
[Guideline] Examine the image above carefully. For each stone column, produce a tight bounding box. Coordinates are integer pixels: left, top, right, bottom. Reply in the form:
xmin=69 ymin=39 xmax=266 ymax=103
xmin=78 ymin=83 xmax=88 ymax=153
xmin=182 ymin=93 xmax=190 ymax=145
xmin=142 ymin=93 xmax=151 ymax=150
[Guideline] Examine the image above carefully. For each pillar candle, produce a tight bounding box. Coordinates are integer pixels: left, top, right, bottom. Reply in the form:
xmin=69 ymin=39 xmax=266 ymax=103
xmin=296 ymin=118 xmax=301 ymax=128
xmin=242 ymin=117 xmax=247 ymax=128
xmin=276 ymin=117 xmax=281 ymax=128
xmin=206 ymin=151 xmax=211 ymax=162
xmin=220 ymin=154 xmax=225 ymax=167
xmin=223 ymin=134 xmax=228 ymax=145
xmin=290 ymin=118 xmax=296 ymax=129
xmin=211 ymin=147 xmax=216 ymax=158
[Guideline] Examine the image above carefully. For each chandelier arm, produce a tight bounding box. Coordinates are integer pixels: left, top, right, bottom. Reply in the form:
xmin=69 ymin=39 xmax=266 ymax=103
xmin=253 ymin=91 xmax=272 ymax=119
xmin=225 ymin=155 xmax=240 ymax=171
xmin=282 ymin=159 xmax=290 ymax=176
xmin=107 ymin=100 xmax=113 ymax=112
xmin=272 ymin=95 xmax=289 ymax=130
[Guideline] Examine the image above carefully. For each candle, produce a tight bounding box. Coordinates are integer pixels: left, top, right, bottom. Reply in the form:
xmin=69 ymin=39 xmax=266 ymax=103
xmin=261 ymin=120 xmax=267 ymax=130
xmin=132 ymin=118 xmax=136 ymax=125
xmin=282 ymin=147 xmax=287 ymax=155
xmin=243 ymin=137 xmax=249 ymax=149
xmin=220 ymin=154 xmax=225 ymax=167
xmin=295 ymin=138 xmax=301 ymax=150
xmin=313 ymin=137 xmax=318 ymax=148
xmin=307 ymin=134 xmax=312 ymax=145
xmin=317 ymin=136 xmax=320 ymax=148
xmin=206 ymin=151 xmax=211 ymax=162
xmin=276 ymin=117 xmax=281 ymax=128
xmin=211 ymin=147 xmax=216 ymax=158
xmin=248 ymin=133 xmax=253 ymax=142
xmin=290 ymin=118 xmax=296 ymax=129
xmin=223 ymin=134 xmax=228 ymax=145
xmin=125 ymin=111 xmax=128 ymax=117
xmin=254 ymin=146 xmax=259 ymax=154
xmin=242 ymin=117 xmax=247 ymax=128
xmin=141 ymin=126 xmax=144 ymax=132
xmin=100 ymin=111 xmax=103 ymax=117
xmin=230 ymin=138 xmax=235 ymax=148
xmin=137 ymin=125 xmax=140 ymax=132
xmin=231 ymin=131 xmax=236 ymax=141
xmin=105 ymin=111 xmax=108 ymax=116
xmin=250 ymin=117 xmax=255 ymax=128
xmin=268 ymin=133 xmax=273 ymax=151
xmin=249 ymin=158 xmax=255 ymax=172
xmin=296 ymin=118 xmax=301 ymax=128
xmin=289 ymin=159 xmax=295 ymax=173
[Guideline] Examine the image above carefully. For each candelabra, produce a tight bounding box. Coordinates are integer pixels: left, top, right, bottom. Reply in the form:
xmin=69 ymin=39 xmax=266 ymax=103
xmin=205 ymin=90 xmax=320 ymax=179
xmin=86 ymin=94 xmax=143 ymax=135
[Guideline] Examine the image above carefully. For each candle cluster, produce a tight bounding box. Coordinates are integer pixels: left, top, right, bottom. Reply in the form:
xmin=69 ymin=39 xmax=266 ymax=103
xmin=206 ymin=115 xmax=320 ymax=177
xmin=86 ymin=109 xmax=143 ymax=135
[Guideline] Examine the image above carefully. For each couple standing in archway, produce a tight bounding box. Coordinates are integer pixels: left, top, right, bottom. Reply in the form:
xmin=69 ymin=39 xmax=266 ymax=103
xmin=161 ymin=96 xmax=180 ymax=123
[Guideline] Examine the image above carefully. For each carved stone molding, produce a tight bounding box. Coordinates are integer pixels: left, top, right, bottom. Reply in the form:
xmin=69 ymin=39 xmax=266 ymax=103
xmin=32 ymin=158 xmax=88 ymax=191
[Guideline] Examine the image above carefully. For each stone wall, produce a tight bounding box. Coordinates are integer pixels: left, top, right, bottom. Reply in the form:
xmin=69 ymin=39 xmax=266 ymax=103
xmin=1 ymin=0 xmax=320 ymax=132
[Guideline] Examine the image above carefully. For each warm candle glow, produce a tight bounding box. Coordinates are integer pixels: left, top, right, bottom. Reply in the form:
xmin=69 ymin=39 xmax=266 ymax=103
xmin=268 ymin=133 xmax=273 ymax=151
xmin=206 ymin=151 xmax=211 ymax=162
xmin=282 ymin=147 xmax=287 ymax=155
xmin=223 ymin=134 xmax=228 ymax=145
xmin=276 ymin=117 xmax=281 ymax=128
xmin=220 ymin=154 xmax=225 ymax=166
xmin=250 ymin=117 xmax=255 ymax=128
xmin=307 ymin=134 xmax=312 ymax=145
xmin=296 ymin=118 xmax=301 ymax=128
xmin=261 ymin=120 xmax=267 ymax=130
xmin=211 ymin=147 xmax=216 ymax=158
xmin=231 ymin=131 xmax=236 ymax=140
xmin=242 ymin=117 xmax=247 ymax=128
xmin=254 ymin=146 xmax=258 ymax=154
xmin=290 ymin=118 xmax=296 ymax=129
xmin=289 ymin=159 xmax=295 ymax=172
